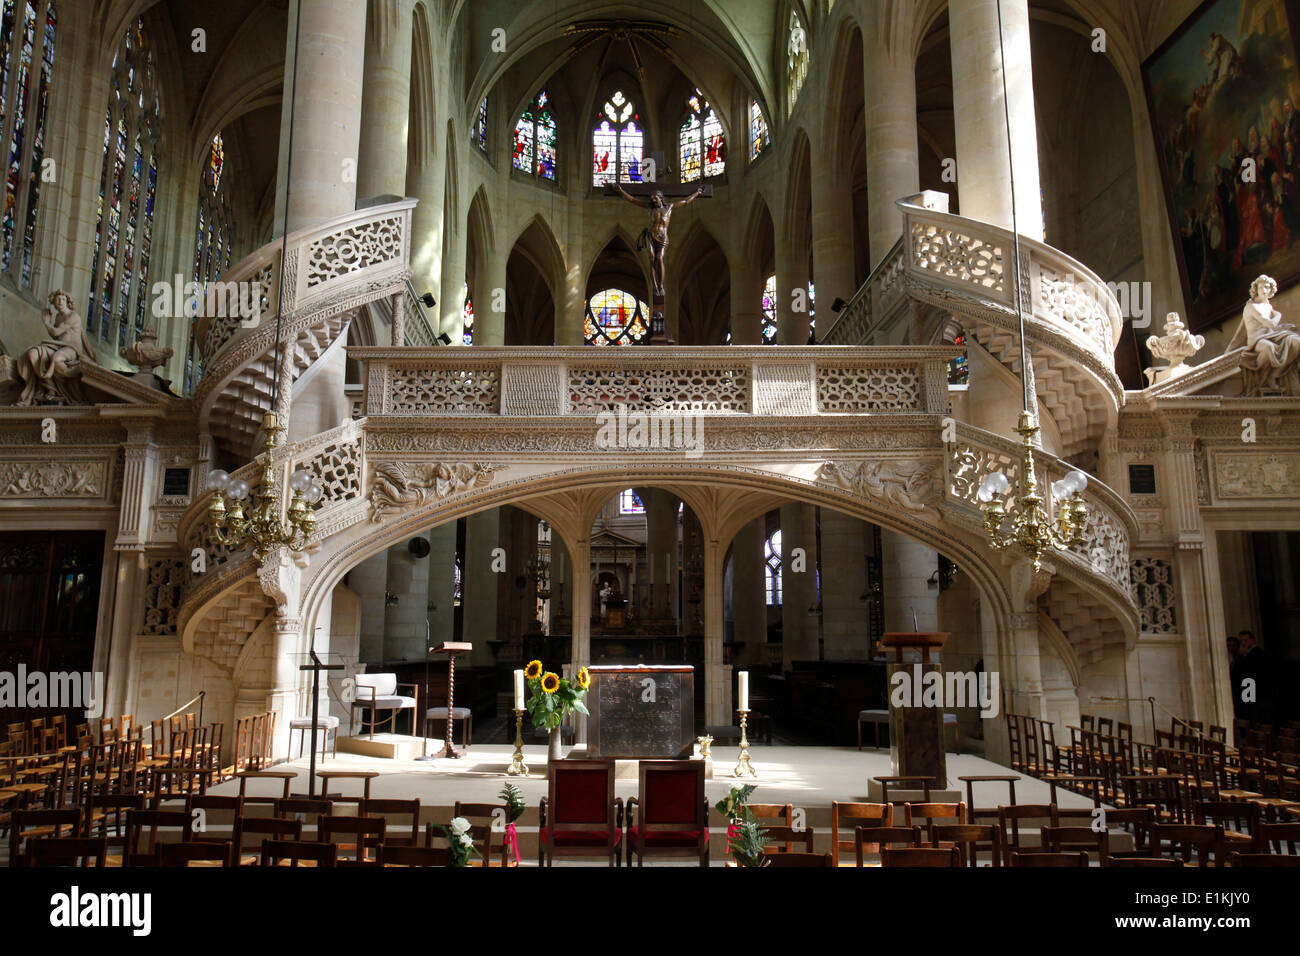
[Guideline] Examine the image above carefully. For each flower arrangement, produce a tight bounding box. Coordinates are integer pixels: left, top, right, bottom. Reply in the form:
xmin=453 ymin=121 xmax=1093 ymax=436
xmin=441 ymin=817 xmax=481 ymax=867
xmin=714 ymin=784 xmax=770 ymax=867
xmin=523 ymin=659 xmax=590 ymax=730
xmin=499 ymin=783 xmax=527 ymax=866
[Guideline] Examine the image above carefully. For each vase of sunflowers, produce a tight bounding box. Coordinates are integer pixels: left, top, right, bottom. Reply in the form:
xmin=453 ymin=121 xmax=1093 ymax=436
xmin=523 ymin=659 xmax=590 ymax=762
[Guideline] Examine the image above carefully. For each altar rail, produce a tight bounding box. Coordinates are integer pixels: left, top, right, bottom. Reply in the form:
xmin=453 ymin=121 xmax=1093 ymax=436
xmin=349 ymin=346 xmax=961 ymax=418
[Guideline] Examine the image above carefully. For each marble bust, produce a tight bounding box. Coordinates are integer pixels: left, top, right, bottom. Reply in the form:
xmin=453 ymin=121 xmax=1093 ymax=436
xmin=1227 ymin=275 xmax=1300 ymax=395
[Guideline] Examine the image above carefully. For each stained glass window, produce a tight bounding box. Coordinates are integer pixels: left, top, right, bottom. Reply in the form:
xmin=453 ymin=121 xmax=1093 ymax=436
xmin=679 ymin=89 xmax=724 ymax=183
xmin=585 ymin=288 xmax=648 ymax=346
xmin=748 ymin=100 xmax=769 ymax=162
xmin=88 ymin=18 xmax=160 ymax=350
xmin=592 ymin=90 xmax=643 ymax=186
xmin=949 ymin=333 xmax=969 ymax=385
xmin=0 ymin=0 xmax=55 ymax=288
xmin=462 ymin=289 xmax=473 ymax=346
xmin=185 ymin=132 xmax=234 ymax=392
xmin=761 ymin=275 xmax=777 ymax=343
xmin=787 ymin=10 xmax=808 ymax=111
xmin=765 ymin=530 xmax=782 ymax=606
xmin=513 ymin=89 xmax=556 ymax=181
xmin=474 ymin=97 xmax=487 ymax=150
xmin=619 ymin=489 xmax=645 ymax=515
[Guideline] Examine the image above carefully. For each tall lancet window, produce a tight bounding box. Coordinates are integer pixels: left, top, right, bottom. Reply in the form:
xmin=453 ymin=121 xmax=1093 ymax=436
xmin=765 ymin=529 xmax=782 ymax=606
xmin=592 ymin=90 xmax=643 ymax=186
xmin=748 ymin=100 xmax=769 ymax=162
xmin=88 ymin=18 xmax=161 ymax=349
xmin=0 ymin=0 xmax=57 ymax=289
xmin=513 ymin=90 xmax=556 ymax=181
xmin=761 ymin=275 xmax=777 ymax=343
xmin=473 ymin=97 xmax=488 ymax=151
xmin=185 ymin=132 xmax=234 ymax=392
xmin=787 ymin=9 xmax=809 ymax=111
xmin=679 ymin=89 xmax=724 ymax=182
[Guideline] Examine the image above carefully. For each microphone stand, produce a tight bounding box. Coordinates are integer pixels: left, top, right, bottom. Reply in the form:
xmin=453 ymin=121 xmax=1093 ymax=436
xmin=415 ymin=620 xmax=436 ymax=762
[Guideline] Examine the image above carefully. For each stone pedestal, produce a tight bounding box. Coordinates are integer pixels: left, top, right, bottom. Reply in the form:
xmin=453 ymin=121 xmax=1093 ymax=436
xmin=882 ymin=631 xmax=949 ymax=784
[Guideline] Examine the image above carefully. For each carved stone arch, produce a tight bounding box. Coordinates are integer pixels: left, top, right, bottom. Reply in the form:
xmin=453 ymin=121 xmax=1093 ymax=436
xmin=742 ymin=191 xmax=777 ymax=276
xmin=782 ymin=125 xmax=814 ymax=253
xmin=506 ymin=213 xmax=566 ymax=301
xmin=408 ymin=1 xmax=438 ymax=169
xmin=585 ymin=225 xmax=652 ymax=306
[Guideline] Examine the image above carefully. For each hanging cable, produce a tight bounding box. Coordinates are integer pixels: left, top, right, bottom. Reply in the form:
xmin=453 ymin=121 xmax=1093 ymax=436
xmin=270 ymin=0 xmax=305 ymax=416
xmin=995 ymin=0 xmax=1032 ymax=420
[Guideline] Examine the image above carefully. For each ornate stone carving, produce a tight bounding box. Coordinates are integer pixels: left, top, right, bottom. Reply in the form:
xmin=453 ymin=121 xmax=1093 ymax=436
xmin=1037 ymin=266 xmax=1114 ymax=355
xmin=120 ymin=326 xmax=174 ymax=378
xmin=1145 ymin=312 xmax=1204 ymax=385
xmin=294 ymin=436 xmax=362 ymax=508
xmin=390 ymin=365 xmax=500 ymax=414
xmin=816 ymin=459 xmax=939 ymax=511
xmin=8 ymin=291 xmax=98 ymax=406
xmin=908 ymin=221 xmax=1004 ymax=292
xmin=568 ymin=364 xmax=750 ymax=414
xmin=304 ymin=214 xmax=406 ymax=290
xmin=816 ymin=365 xmax=920 ymax=412
xmin=141 ymin=557 xmax=186 ymax=636
xmin=1130 ymin=557 xmax=1176 ymax=634
xmin=0 ymin=461 xmax=106 ymax=497
xmin=948 ymin=443 xmax=1020 ymax=505
xmin=1226 ymin=275 xmax=1300 ymax=395
xmin=368 ymin=461 xmax=506 ymax=521
xmin=1214 ymin=451 xmax=1300 ymax=498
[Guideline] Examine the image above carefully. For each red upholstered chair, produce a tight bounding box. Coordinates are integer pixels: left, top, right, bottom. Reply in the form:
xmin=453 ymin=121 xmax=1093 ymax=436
xmin=538 ymin=760 xmax=622 ymax=867
xmin=625 ymin=760 xmax=708 ymax=867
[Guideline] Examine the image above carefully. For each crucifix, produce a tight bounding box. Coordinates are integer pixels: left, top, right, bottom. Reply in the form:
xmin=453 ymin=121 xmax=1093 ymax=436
xmin=603 ymin=177 xmax=713 ymax=343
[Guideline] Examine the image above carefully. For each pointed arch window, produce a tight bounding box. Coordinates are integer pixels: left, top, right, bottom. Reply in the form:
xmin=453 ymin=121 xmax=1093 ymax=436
xmin=748 ymin=100 xmax=769 ymax=162
xmin=765 ymin=529 xmax=782 ymax=606
xmin=474 ymin=97 xmax=488 ymax=151
xmin=679 ymin=88 xmax=724 ymax=183
xmin=592 ymin=90 xmax=643 ymax=186
xmin=585 ymin=288 xmax=648 ymax=346
xmin=185 ymin=132 xmax=234 ymax=392
xmin=761 ymin=275 xmax=777 ymax=343
xmin=87 ymin=18 xmax=161 ymax=349
xmin=462 ymin=286 xmax=474 ymax=345
xmin=0 ymin=0 xmax=57 ymax=289
xmin=513 ymin=89 xmax=556 ymax=181
xmin=619 ymin=489 xmax=645 ymax=515
xmin=787 ymin=9 xmax=809 ymax=111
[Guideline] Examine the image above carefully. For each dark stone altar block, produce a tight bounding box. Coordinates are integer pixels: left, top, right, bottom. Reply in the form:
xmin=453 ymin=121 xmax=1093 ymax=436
xmin=586 ymin=665 xmax=694 ymax=759
xmin=882 ymin=633 xmax=949 ymax=783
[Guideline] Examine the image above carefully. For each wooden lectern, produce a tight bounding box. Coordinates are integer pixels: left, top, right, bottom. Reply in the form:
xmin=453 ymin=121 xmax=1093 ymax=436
xmin=880 ymin=632 xmax=949 ymax=783
xmin=433 ymin=642 xmax=472 ymax=758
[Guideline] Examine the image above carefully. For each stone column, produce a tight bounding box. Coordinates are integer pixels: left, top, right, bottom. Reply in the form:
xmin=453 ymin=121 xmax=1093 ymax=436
xmin=642 ymin=489 xmax=680 ymax=624
xmin=473 ymin=251 xmax=507 ymax=346
xmin=882 ymin=531 xmax=939 ymax=634
xmin=774 ymin=242 xmax=811 ymax=346
xmin=948 ymin=0 xmax=1044 ymax=240
xmin=731 ymin=518 xmax=767 ymax=665
xmin=729 ymin=254 xmax=763 ymax=344
xmin=863 ymin=0 xmax=920 ymax=265
xmin=703 ymin=535 xmax=732 ymax=724
xmin=274 ymin=0 xmax=368 ymax=235
xmin=780 ymin=503 xmax=819 ymax=667
xmin=462 ymin=511 xmax=500 ymax=666
xmin=810 ymin=158 xmax=857 ymax=317
xmin=357 ymin=0 xmax=414 ymax=201
xmin=269 ymin=615 xmax=303 ymax=759
xmin=383 ymin=534 xmax=431 ymax=661
xmin=439 ymin=218 xmax=467 ymax=343
xmin=349 ymin=550 xmax=388 ymax=663
xmin=820 ymin=512 xmax=868 ymax=659
xmin=426 ymin=522 xmax=458 ymax=648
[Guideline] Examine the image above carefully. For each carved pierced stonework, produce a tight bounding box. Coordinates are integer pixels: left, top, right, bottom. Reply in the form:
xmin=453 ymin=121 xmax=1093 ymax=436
xmin=816 ymin=459 xmax=939 ymax=511
xmin=0 ymin=461 xmax=106 ymax=497
xmin=294 ymin=437 xmax=362 ymax=508
xmin=568 ymin=364 xmax=750 ymax=414
xmin=141 ymin=557 xmax=186 ymax=636
xmin=1037 ymin=266 xmax=1114 ymax=355
xmin=1130 ymin=557 xmax=1176 ymax=634
xmin=390 ymin=366 xmax=500 ymax=414
xmin=368 ymin=461 xmax=506 ymax=521
xmin=909 ymin=221 xmax=1004 ymax=292
xmin=304 ymin=214 xmax=406 ymax=289
xmin=1214 ymin=452 xmax=1300 ymax=498
xmin=947 ymin=443 xmax=1021 ymax=505
xmin=816 ymin=365 xmax=920 ymax=412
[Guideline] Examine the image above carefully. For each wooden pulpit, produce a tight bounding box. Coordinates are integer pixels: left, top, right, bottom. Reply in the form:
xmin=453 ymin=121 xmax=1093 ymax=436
xmin=880 ymin=632 xmax=949 ymax=783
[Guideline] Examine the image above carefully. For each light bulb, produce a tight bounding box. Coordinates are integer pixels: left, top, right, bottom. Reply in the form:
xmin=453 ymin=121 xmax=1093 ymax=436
xmin=205 ymin=469 xmax=230 ymax=493
xmin=227 ymin=479 xmax=250 ymax=501
xmin=289 ymin=469 xmax=313 ymax=493
xmin=1051 ymin=479 xmax=1069 ymax=501
xmin=304 ymin=483 xmax=324 ymax=504
xmin=977 ymin=471 xmax=1009 ymax=502
xmin=1064 ymin=470 xmax=1089 ymax=495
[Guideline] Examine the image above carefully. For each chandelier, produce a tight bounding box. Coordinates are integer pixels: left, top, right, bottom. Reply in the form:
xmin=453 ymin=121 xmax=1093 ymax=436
xmin=967 ymin=0 xmax=1089 ymax=569
xmin=205 ymin=412 xmax=322 ymax=561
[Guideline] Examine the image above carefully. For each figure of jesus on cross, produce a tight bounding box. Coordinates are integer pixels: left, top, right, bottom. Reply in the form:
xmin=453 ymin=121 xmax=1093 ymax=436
xmin=609 ymin=182 xmax=707 ymax=298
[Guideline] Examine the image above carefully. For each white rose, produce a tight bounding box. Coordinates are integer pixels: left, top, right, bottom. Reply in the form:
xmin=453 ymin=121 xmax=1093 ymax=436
xmin=448 ymin=817 xmax=470 ymax=835
xmin=459 ymin=832 xmax=474 ymax=849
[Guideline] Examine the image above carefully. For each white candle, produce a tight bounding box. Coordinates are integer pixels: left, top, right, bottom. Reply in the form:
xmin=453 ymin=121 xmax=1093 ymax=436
xmin=513 ymin=669 xmax=525 ymax=710
xmin=738 ymin=671 xmax=749 ymax=712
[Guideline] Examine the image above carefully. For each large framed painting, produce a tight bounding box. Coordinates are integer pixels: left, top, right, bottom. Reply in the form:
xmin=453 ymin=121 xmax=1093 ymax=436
xmin=1143 ymin=0 xmax=1300 ymax=331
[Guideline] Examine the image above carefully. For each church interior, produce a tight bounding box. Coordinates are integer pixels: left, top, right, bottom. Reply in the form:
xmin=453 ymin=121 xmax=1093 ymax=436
xmin=1 ymin=0 xmax=1299 ymax=878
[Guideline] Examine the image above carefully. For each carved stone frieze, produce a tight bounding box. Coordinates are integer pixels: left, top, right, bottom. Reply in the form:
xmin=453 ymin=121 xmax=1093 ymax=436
xmin=0 ymin=460 xmax=107 ymax=497
xmin=815 ymin=459 xmax=940 ymax=511
xmin=1213 ymin=451 xmax=1300 ymax=498
xmin=368 ymin=461 xmax=507 ymax=521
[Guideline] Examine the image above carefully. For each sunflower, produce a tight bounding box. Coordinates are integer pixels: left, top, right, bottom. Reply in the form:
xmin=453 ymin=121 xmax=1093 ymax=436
xmin=524 ymin=660 xmax=543 ymax=680
xmin=576 ymin=667 xmax=591 ymax=690
xmin=540 ymin=672 xmax=560 ymax=694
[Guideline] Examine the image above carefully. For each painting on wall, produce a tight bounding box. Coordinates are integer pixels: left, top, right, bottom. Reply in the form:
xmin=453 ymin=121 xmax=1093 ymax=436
xmin=1143 ymin=0 xmax=1300 ymax=331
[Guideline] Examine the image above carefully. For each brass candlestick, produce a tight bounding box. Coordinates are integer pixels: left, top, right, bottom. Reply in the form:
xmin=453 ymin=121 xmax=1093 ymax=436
xmin=507 ymin=710 xmax=529 ymax=776
xmin=732 ymin=709 xmax=756 ymax=777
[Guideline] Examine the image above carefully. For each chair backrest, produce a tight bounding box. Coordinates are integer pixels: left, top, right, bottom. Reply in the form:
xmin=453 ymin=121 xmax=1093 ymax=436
xmin=276 ymin=798 xmax=333 ymax=822
xmin=318 ymin=815 xmax=384 ymax=864
xmin=1010 ymin=851 xmax=1089 ymax=867
xmin=638 ymin=760 xmax=706 ymax=828
xmin=10 ymin=808 xmax=81 ymax=863
xmin=904 ymin=802 xmax=967 ymax=841
xmin=761 ymin=825 xmax=814 ymax=853
xmin=156 ymin=840 xmax=232 ymax=867
xmin=355 ymin=673 xmax=397 ymax=697
xmin=25 ymin=836 xmax=108 ymax=867
xmin=880 ymin=846 xmax=961 ymax=867
xmin=997 ymin=804 xmax=1054 ymax=857
xmin=1041 ymin=825 xmax=1109 ymax=861
xmin=125 ymin=809 xmax=193 ymax=862
xmin=369 ymin=798 xmax=422 ymax=847
xmin=762 ymin=852 xmax=833 ymax=867
xmin=1195 ymin=801 xmax=1259 ymax=838
xmin=261 ymin=839 xmax=336 ymax=867
xmin=930 ymin=824 xmax=1002 ymax=867
xmin=233 ymin=815 xmax=303 ymax=863
xmin=378 ymin=844 xmax=451 ymax=867
xmin=831 ymin=802 xmax=890 ymax=865
xmin=547 ymin=760 xmax=617 ymax=828
xmin=1254 ymin=823 xmax=1300 ymax=855
xmin=854 ymin=826 xmax=922 ymax=866
xmin=1106 ymin=856 xmax=1183 ymax=867
xmin=1152 ymin=823 xmax=1224 ymax=866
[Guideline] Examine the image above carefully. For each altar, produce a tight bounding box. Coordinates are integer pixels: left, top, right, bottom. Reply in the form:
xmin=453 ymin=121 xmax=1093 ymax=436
xmin=585 ymin=664 xmax=695 ymax=759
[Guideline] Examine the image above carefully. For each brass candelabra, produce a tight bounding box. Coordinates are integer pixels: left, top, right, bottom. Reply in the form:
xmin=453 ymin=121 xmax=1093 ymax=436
xmin=507 ymin=709 xmax=529 ymax=775
xmin=732 ymin=710 xmax=756 ymax=778
xmin=205 ymin=412 xmax=323 ymax=562
xmin=975 ymin=411 xmax=1089 ymax=570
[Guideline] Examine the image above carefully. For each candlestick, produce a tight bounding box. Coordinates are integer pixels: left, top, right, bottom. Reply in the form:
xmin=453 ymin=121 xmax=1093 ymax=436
xmin=737 ymin=670 xmax=749 ymax=712
xmin=513 ymin=668 xmax=525 ymax=710
xmin=732 ymin=709 xmax=756 ymax=777
xmin=507 ymin=709 xmax=529 ymax=776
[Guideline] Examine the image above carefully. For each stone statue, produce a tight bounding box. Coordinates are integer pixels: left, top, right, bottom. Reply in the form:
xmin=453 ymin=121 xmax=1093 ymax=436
xmin=15 ymin=290 xmax=97 ymax=406
xmin=1226 ymin=275 xmax=1300 ymax=395
xmin=599 ymin=581 xmax=612 ymax=619
xmin=120 ymin=325 xmax=174 ymax=382
xmin=614 ymin=183 xmax=704 ymax=298
xmin=1145 ymin=312 xmax=1205 ymax=385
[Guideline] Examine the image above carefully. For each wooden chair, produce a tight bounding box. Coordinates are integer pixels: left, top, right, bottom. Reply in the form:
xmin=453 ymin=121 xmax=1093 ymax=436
xmin=318 ymin=815 xmax=384 ymax=865
xmin=1100 ymin=806 xmax=1157 ymax=858
xmin=874 ymin=776 xmax=934 ymax=806
xmin=1151 ymin=823 xmax=1225 ymax=866
xmin=904 ymin=802 xmax=967 ymax=844
xmin=763 ymin=852 xmax=834 ymax=867
xmin=881 ymin=845 xmax=961 ymax=867
xmin=1194 ymin=800 xmax=1259 ymax=851
xmin=451 ymin=801 xmax=507 ymax=865
xmin=261 ymin=839 xmax=337 ymax=867
xmin=625 ymin=760 xmax=709 ymax=867
xmin=9 ymin=808 xmax=80 ymax=865
xmin=761 ymin=825 xmax=815 ymax=855
xmin=232 ymin=816 xmax=303 ymax=866
xmin=369 ymin=798 xmax=422 ymax=848
xmin=378 ymin=844 xmax=451 ymax=867
xmin=830 ymin=802 xmax=890 ymax=866
xmin=747 ymin=803 xmax=794 ymax=851
xmin=538 ymin=760 xmax=622 ymax=867
xmin=25 ymin=836 xmax=108 ymax=867
xmin=997 ymin=804 xmax=1054 ymax=864
xmin=185 ymin=794 xmax=243 ymax=843
xmin=854 ymin=826 xmax=922 ymax=866
xmin=1010 ymin=850 xmax=1089 ymax=867
xmin=1253 ymin=822 xmax=1300 ymax=855
xmin=1005 ymin=713 xmax=1024 ymax=771
xmin=156 ymin=840 xmax=232 ymax=867
xmin=1105 ymin=856 xmax=1183 ymax=867
xmin=930 ymin=824 xmax=1002 ymax=867
xmin=276 ymin=797 xmax=334 ymax=829
xmin=124 ymin=809 xmax=193 ymax=867
xmin=1041 ymin=825 xmax=1109 ymax=863
xmin=1230 ymin=851 xmax=1300 ymax=866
